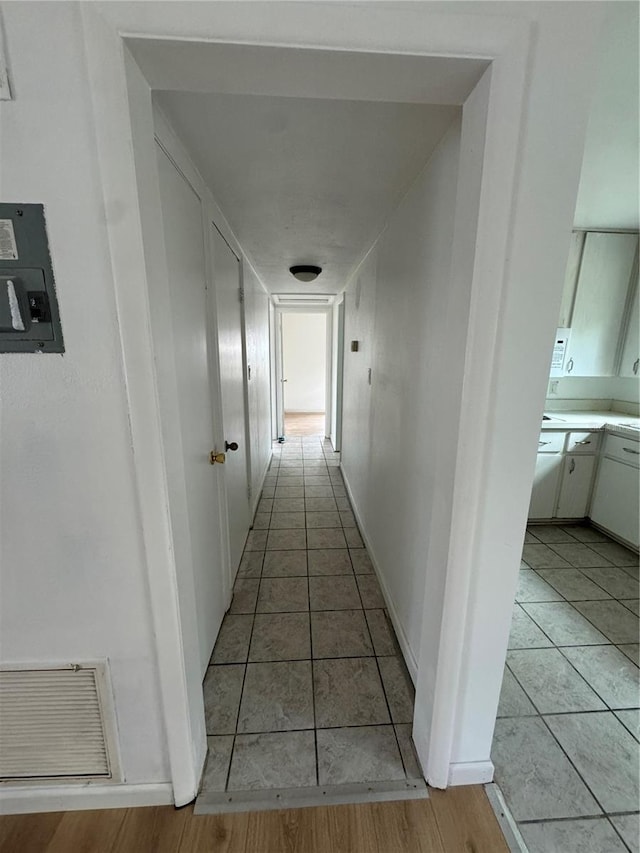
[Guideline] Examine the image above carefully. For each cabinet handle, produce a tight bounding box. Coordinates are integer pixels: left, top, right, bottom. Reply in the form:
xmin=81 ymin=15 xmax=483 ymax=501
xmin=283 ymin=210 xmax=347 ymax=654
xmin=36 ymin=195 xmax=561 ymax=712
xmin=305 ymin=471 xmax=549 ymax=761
xmin=634 ymin=358 xmax=639 ymax=376
xmin=566 ymin=357 xmax=574 ymax=374
xmin=569 ymin=458 xmax=576 ymax=474
xmin=575 ymin=440 xmax=591 ymax=445
xmin=538 ymin=440 xmax=551 ymax=446
xmin=623 ymin=447 xmax=640 ymax=455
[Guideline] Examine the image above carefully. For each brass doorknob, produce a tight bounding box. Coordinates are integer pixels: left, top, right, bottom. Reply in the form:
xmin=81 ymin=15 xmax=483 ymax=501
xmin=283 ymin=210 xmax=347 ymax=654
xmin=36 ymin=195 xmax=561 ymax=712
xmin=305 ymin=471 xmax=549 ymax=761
xmin=209 ymin=451 xmax=226 ymax=465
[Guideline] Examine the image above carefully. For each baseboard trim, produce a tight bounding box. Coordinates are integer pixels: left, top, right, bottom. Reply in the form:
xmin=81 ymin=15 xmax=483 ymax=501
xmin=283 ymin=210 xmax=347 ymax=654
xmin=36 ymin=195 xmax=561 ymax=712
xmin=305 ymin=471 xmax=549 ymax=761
xmin=447 ymin=760 xmax=494 ymax=786
xmin=340 ymin=468 xmax=418 ymax=684
xmin=588 ymin=521 xmax=639 ymax=555
xmin=0 ymin=782 xmax=174 ymax=815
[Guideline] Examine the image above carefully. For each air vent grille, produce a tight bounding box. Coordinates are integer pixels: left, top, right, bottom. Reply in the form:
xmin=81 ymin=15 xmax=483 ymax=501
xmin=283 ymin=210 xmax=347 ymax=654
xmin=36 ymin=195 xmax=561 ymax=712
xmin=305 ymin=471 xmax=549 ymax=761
xmin=0 ymin=667 xmax=111 ymax=780
xmin=276 ymin=296 xmax=332 ymax=305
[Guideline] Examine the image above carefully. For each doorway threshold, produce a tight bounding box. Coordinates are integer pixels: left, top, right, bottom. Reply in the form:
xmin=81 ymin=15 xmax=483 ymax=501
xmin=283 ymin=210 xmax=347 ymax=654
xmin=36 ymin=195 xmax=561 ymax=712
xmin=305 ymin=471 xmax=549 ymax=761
xmin=194 ymin=778 xmax=427 ymax=815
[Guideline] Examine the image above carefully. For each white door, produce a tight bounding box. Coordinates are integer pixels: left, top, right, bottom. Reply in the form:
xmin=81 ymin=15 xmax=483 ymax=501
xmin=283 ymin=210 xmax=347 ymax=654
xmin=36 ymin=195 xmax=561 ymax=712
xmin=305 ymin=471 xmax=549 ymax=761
xmin=156 ymin=145 xmax=226 ymax=673
xmin=275 ymin=312 xmax=285 ymax=439
xmin=332 ymin=300 xmax=345 ymax=451
xmin=212 ymin=225 xmax=250 ymax=576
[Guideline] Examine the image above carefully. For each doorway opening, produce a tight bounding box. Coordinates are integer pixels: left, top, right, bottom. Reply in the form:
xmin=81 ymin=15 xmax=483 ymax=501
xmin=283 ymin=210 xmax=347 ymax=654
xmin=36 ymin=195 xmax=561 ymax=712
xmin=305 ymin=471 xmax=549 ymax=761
xmin=282 ymin=312 xmax=328 ymax=439
xmin=93 ymin=12 xmax=541 ymax=807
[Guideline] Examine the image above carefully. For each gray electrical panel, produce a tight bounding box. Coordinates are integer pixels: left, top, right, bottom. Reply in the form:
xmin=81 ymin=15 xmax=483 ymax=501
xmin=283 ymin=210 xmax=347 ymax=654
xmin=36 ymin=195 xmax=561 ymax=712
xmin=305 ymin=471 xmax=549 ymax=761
xmin=0 ymin=203 xmax=64 ymax=353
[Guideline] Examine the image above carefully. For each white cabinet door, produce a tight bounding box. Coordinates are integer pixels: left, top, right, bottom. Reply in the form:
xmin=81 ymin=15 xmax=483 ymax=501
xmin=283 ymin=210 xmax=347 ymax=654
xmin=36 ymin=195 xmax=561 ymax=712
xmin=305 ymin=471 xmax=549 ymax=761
xmin=565 ymin=232 xmax=638 ymax=377
xmin=619 ymin=279 xmax=639 ymax=378
xmin=558 ymin=231 xmax=585 ymax=328
xmin=590 ymin=457 xmax=640 ymax=549
xmin=556 ymin=455 xmax=596 ymax=518
xmin=529 ymin=454 xmax=563 ymax=519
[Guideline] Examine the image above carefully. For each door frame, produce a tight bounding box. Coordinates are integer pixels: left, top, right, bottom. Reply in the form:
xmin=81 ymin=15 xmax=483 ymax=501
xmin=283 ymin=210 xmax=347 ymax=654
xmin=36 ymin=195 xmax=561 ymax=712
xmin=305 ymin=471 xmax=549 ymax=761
xmin=275 ymin=305 xmax=333 ymax=440
xmin=331 ymin=297 xmax=345 ymax=452
xmin=81 ymin=3 xmax=602 ymax=800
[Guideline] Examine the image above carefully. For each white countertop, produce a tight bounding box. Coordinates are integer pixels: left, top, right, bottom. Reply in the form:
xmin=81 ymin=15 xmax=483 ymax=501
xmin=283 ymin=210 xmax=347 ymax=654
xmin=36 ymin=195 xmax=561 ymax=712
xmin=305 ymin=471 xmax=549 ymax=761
xmin=541 ymin=410 xmax=640 ymax=439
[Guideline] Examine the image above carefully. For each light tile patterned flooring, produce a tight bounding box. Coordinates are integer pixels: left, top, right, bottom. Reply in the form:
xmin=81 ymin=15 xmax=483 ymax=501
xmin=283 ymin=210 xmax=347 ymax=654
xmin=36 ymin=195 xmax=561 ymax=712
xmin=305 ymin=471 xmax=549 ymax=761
xmin=492 ymin=523 xmax=640 ymax=853
xmin=200 ymin=436 xmax=422 ymax=798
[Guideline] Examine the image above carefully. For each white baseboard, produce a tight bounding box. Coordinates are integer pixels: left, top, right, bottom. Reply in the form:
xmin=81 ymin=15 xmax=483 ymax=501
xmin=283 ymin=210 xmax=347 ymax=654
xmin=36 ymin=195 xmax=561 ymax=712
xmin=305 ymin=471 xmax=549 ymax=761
xmin=340 ymin=468 xmax=418 ymax=684
xmin=0 ymin=781 xmax=174 ymax=815
xmin=447 ymin=760 xmax=494 ymax=786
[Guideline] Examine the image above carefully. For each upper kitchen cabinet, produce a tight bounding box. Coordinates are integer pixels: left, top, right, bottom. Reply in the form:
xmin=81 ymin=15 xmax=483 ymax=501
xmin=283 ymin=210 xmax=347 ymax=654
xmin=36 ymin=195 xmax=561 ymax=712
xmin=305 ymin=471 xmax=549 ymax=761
xmin=619 ymin=276 xmax=639 ymax=377
xmin=563 ymin=231 xmax=638 ymax=376
xmin=557 ymin=231 xmax=585 ymax=328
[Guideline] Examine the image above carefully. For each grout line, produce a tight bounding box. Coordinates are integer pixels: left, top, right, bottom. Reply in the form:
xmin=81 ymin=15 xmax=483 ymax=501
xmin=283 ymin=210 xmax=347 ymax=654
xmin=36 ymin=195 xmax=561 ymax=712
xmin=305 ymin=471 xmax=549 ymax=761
xmin=307 ymin=545 xmax=320 ymax=787
xmin=215 ymin=722 xmax=411 ymax=736
xmin=517 ymin=811 xmax=640 ymax=824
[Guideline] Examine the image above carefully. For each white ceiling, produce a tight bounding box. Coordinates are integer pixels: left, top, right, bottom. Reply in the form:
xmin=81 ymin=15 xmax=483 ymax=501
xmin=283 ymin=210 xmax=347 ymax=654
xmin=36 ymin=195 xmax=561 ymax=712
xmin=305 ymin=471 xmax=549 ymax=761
xmin=574 ymin=2 xmax=639 ymax=229
xmin=129 ymin=39 xmax=488 ymax=106
xmin=155 ymin=91 xmax=459 ymax=293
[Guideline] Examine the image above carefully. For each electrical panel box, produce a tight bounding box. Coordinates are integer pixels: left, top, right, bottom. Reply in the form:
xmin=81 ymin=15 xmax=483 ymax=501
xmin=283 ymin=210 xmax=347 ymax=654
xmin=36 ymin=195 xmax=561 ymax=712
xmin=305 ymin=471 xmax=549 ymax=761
xmin=0 ymin=203 xmax=64 ymax=353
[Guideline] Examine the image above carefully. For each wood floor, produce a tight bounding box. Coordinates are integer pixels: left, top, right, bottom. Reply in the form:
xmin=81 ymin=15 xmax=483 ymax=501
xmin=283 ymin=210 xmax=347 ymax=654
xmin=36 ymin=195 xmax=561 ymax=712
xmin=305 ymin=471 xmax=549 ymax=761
xmin=284 ymin=412 xmax=326 ymax=437
xmin=0 ymin=786 xmax=509 ymax=852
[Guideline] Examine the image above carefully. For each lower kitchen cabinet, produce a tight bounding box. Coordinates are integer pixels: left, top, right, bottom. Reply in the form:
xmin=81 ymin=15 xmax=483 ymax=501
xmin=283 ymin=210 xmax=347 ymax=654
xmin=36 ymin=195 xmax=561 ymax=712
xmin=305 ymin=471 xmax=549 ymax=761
xmin=529 ymin=427 xmax=638 ymax=533
xmin=529 ymin=454 xmax=563 ymax=519
xmin=590 ymin=456 xmax=640 ymax=549
xmin=556 ymin=454 xmax=596 ymax=518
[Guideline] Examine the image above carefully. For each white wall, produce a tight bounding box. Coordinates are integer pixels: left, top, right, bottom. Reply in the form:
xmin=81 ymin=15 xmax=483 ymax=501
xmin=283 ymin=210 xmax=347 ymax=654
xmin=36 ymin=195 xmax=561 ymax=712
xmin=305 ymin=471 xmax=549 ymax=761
xmin=0 ymin=1 xmax=168 ymax=786
xmin=547 ymin=376 xmax=640 ymax=409
xmin=545 ymin=3 xmax=639 ymax=410
xmin=282 ymin=312 xmax=326 ymax=412
xmin=341 ymin=116 xmax=461 ymax=668
xmin=243 ymin=262 xmax=273 ymax=509
xmin=574 ymin=3 xmax=639 ymax=229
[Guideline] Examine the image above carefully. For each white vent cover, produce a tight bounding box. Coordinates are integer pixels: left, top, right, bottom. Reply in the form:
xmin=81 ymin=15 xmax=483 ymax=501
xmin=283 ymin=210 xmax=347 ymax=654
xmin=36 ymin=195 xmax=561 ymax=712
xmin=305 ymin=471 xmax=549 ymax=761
xmin=274 ymin=293 xmax=334 ymax=306
xmin=0 ymin=665 xmax=115 ymax=780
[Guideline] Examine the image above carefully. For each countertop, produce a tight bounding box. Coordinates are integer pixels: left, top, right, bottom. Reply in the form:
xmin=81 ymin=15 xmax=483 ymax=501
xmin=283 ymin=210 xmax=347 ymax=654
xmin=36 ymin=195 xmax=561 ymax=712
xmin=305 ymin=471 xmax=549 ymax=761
xmin=541 ymin=410 xmax=640 ymax=439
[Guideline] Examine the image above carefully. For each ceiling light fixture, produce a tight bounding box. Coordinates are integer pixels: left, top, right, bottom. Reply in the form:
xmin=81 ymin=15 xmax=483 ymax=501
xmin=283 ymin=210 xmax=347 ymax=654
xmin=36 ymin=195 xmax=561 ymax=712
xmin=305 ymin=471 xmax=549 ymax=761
xmin=289 ymin=265 xmax=322 ymax=282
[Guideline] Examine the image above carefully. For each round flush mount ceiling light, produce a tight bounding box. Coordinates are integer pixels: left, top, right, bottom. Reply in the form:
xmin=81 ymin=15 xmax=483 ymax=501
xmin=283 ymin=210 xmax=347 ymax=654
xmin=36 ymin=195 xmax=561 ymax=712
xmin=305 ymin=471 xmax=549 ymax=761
xmin=289 ymin=265 xmax=322 ymax=282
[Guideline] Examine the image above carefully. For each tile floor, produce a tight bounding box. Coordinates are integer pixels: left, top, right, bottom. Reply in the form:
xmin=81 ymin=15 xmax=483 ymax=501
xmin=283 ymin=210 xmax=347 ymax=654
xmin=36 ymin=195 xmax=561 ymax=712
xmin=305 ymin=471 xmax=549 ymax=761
xmin=492 ymin=523 xmax=640 ymax=853
xmin=200 ymin=436 xmax=423 ymax=800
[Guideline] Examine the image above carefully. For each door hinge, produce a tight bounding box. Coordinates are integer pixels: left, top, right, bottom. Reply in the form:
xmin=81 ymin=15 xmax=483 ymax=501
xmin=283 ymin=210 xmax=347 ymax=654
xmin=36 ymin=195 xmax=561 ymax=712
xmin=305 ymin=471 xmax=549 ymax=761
xmin=238 ymin=287 xmax=244 ymax=303
xmin=247 ymin=484 xmax=252 ymax=500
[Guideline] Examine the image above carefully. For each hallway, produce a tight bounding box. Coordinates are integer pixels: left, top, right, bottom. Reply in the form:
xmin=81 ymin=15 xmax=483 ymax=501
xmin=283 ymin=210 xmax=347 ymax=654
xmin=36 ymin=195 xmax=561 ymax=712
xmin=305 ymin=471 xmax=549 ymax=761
xmin=198 ymin=436 xmax=423 ymax=810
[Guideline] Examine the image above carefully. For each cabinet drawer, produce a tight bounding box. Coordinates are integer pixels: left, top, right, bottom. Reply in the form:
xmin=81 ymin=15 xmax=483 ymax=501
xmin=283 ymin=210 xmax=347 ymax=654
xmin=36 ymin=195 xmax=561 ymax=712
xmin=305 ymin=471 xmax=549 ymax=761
xmin=603 ymin=434 xmax=640 ymax=467
xmin=537 ymin=431 xmax=565 ymax=453
xmin=566 ymin=431 xmax=600 ymax=454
